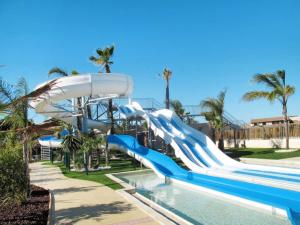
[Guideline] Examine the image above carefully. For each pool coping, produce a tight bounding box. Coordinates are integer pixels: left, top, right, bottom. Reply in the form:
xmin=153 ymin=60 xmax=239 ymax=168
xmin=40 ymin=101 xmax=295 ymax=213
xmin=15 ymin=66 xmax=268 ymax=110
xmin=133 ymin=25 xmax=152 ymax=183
xmin=107 ymin=170 xmax=193 ymax=225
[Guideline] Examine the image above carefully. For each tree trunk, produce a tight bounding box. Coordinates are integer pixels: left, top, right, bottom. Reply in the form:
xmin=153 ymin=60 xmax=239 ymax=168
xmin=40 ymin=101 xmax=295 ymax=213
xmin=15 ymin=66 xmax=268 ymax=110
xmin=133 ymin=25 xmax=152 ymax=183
xmin=103 ymin=64 xmax=114 ymax=134
xmin=108 ymin=99 xmax=115 ymax=134
xmin=283 ymin=103 xmax=289 ymax=149
xmin=88 ymin=154 xmax=92 ymax=169
xmin=218 ymin=131 xmax=225 ymax=151
xmin=87 ymin=104 xmax=92 ymax=119
xmin=164 ymin=80 xmax=170 ymax=154
xmin=76 ymin=97 xmax=82 ymax=131
xmin=105 ymin=147 xmax=109 ymax=167
xmin=22 ymin=133 xmax=30 ymax=198
xmin=166 ymin=79 xmax=170 ymax=109
xmin=233 ymin=129 xmax=237 ymax=148
xmin=72 ymin=150 xmax=76 ymax=168
xmin=84 ymin=152 xmax=88 ymax=175
xmin=211 ymin=127 xmax=216 ymax=143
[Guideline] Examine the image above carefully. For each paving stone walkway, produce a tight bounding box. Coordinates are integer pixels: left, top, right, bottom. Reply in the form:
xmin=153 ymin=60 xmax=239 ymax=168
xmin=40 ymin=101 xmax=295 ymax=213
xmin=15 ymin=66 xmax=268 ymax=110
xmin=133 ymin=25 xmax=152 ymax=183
xmin=30 ymin=162 xmax=159 ymax=225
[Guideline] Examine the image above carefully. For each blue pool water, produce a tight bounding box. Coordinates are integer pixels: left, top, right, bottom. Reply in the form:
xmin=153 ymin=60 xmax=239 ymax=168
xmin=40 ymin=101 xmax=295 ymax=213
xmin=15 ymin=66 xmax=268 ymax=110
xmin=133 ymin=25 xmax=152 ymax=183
xmin=116 ymin=171 xmax=291 ymax=225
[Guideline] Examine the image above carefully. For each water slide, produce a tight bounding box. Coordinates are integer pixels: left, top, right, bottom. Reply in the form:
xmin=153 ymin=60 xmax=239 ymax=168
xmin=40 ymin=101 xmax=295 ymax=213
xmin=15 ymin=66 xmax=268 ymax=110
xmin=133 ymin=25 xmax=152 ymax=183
xmin=31 ymin=74 xmax=300 ymax=224
xmin=30 ymin=73 xmax=133 ymax=147
xmin=118 ymin=103 xmax=300 ymax=190
xmin=108 ymin=134 xmax=300 ymax=225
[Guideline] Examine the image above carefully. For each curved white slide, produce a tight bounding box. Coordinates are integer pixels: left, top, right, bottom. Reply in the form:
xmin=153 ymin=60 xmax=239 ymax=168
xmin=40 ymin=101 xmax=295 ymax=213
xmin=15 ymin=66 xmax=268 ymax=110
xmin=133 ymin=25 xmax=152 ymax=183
xmin=31 ymin=73 xmax=133 ymax=146
xmin=119 ymin=102 xmax=300 ymax=190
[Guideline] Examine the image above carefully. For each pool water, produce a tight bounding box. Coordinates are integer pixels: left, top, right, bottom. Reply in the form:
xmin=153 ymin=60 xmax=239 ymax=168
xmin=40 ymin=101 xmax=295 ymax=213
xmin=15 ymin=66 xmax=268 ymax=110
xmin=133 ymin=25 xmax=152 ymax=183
xmin=116 ymin=171 xmax=291 ymax=225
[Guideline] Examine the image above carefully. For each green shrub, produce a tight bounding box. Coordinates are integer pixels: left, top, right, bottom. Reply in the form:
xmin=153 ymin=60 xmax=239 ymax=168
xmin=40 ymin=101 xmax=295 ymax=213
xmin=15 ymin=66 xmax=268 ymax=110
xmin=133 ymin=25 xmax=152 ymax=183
xmin=0 ymin=147 xmax=28 ymax=205
xmin=74 ymin=151 xmax=84 ymax=170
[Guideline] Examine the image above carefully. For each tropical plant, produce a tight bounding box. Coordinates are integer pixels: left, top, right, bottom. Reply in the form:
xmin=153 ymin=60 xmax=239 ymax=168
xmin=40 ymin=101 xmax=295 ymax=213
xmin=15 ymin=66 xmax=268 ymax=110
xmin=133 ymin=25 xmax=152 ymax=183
xmin=79 ymin=133 xmax=100 ymax=174
xmin=0 ymin=146 xmax=28 ymax=205
xmin=0 ymin=77 xmax=56 ymax=199
xmin=242 ymin=70 xmax=295 ymax=149
xmin=162 ymin=68 xmax=172 ymax=109
xmin=200 ymin=90 xmax=226 ymax=150
xmin=61 ymin=126 xmax=82 ymax=171
xmin=89 ymin=46 xmax=114 ymax=73
xmin=89 ymin=45 xmax=115 ymax=134
xmin=170 ymin=99 xmax=185 ymax=119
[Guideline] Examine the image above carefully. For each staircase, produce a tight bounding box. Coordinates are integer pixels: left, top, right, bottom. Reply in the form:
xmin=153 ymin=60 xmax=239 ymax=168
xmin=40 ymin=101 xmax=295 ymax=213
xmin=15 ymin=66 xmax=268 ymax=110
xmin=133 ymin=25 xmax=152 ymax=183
xmin=41 ymin=146 xmax=51 ymax=160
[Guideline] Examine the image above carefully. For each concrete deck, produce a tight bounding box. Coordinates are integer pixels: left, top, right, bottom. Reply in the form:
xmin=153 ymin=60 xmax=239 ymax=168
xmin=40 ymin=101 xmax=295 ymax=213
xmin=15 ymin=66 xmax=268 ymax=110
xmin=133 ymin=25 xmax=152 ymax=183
xmin=30 ymin=162 xmax=160 ymax=225
xmin=240 ymin=157 xmax=300 ymax=169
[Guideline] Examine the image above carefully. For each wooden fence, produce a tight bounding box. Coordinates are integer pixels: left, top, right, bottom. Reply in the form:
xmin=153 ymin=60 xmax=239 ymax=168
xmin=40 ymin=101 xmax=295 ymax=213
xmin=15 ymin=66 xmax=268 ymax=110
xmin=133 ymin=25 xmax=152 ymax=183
xmin=223 ymin=123 xmax=300 ymax=140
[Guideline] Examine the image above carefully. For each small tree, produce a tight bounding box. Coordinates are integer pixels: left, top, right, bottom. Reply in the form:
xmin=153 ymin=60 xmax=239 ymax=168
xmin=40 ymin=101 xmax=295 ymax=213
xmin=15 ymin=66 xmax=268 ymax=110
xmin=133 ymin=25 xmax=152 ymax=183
xmin=0 ymin=146 xmax=28 ymax=205
xmin=243 ymin=70 xmax=295 ymax=149
xmin=170 ymin=99 xmax=185 ymax=120
xmin=200 ymin=90 xmax=226 ymax=150
xmin=62 ymin=130 xmax=82 ymax=171
xmin=80 ymin=134 xmax=99 ymax=174
xmin=89 ymin=45 xmax=115 ymax=134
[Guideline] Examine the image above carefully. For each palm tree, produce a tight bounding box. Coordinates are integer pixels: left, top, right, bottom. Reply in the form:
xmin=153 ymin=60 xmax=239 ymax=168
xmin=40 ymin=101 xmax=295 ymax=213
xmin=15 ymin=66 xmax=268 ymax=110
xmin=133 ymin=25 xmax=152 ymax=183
xmin=89 ymin=45 xmax=115 ymax=134
xmin=170 ymin=99 xmax=185 ymax=120
xmin=243 ymin=70 xmax=295 ymax=149
xmin=62 ymin=129 xmax=82 ymax=171
xmin=162 ymin=68 xmax=172 ymax=109
xmin=200 ymin=90 xmax=226 ymax=150
xmin=0 ymin=77 xmax=57 ymax=198
xmin=48 ymin=67 xmax=88 ymax=129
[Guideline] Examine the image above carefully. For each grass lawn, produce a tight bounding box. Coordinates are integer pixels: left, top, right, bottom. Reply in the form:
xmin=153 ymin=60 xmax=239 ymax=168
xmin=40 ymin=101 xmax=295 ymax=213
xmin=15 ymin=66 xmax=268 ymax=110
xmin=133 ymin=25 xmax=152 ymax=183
xmin=228 ymin=148 xmax=300 ymax=159
xmin=42 ymin=158 xmax=144 ymax=190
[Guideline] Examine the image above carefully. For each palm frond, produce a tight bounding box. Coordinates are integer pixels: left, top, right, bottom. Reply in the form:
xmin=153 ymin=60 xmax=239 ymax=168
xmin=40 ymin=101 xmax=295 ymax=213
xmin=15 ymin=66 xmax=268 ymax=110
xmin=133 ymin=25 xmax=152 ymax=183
xmin=242 ymin=91 xmax=276 ymax=102
xmin=285 ymin=85 xmax=295 ymax=98
xmin=89 ymin=56 xmax=97 ymax=62
xmin=277 ymin=70 xmax=285 ymax=84
xmin=4 ymin=79 xmax=57 ymax=110
xmin=16 ymin=77 xmax=28 ymax=97
xmin=48 ymin=67 xmax=68 ymax=77
xmin=200 ymin=98 xmax=221 ymax=114
xmin=170 ymin=99 xmax=185 ymax=117
xmin=96 ymin=49 xmax=104 ymax=56
xmin=162 ymin=68 xmax=172 ymax=81
xmin=108 ymin=45 xmax=114 ymax=56
xmin=71 ymin=70 xmax=79 ymax=75
xmin=0 ymin=78 xmax=15 ymax=103
xmin=200 ymin=90 xmax=226 ymax=130
xmin=252 ymin=73 xmax=277 ymax=89
xmin=267 ymin=73 xmax=282 ymax=88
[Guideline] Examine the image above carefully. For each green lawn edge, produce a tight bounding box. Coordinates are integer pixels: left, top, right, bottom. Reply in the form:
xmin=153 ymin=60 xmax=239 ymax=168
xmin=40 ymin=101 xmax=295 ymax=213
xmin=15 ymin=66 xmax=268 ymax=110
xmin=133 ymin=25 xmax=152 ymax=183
xmin=228 ymin=148 xmax=300 ymax=160
xmin=42 ymin=159 xmax=144 ymax=190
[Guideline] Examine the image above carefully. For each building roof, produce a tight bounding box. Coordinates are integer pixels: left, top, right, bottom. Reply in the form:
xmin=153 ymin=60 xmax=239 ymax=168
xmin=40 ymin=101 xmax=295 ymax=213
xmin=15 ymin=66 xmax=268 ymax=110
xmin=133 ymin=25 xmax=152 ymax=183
xmin=250 ymin=116 xmax=300 ymax=124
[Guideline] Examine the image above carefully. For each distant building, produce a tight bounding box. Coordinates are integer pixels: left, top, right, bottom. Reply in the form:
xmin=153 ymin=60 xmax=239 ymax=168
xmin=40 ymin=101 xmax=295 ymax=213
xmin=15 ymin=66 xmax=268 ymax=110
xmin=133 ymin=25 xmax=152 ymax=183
xmin=250 ymin=116 xmax=300 ymax=127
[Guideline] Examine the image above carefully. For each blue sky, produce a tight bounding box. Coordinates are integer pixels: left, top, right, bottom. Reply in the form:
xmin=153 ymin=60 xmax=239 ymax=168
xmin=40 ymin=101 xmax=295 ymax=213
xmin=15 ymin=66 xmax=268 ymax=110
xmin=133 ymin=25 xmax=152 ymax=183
xmin=1 ymin=0 xmax=300 ymax=123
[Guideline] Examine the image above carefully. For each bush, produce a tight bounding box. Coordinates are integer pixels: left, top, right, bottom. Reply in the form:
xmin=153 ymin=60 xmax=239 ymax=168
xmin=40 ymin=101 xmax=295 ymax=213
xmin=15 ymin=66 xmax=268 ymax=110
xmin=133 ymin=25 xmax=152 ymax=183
xmin=0 ymin=147 xmax=28 ymax=205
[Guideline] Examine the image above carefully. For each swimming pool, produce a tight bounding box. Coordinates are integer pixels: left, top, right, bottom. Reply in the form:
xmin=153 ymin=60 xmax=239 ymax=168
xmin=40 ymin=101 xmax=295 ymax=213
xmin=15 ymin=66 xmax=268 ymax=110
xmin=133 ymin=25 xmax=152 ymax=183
xmin=116 ymin=171 xmax=291 ymax=225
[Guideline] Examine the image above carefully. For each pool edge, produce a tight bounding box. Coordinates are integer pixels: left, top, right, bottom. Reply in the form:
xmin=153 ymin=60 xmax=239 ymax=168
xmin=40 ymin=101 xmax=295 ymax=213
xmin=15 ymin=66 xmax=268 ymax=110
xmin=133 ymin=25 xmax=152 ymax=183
xmin=106 ymin=173 xmax=193 ymax=225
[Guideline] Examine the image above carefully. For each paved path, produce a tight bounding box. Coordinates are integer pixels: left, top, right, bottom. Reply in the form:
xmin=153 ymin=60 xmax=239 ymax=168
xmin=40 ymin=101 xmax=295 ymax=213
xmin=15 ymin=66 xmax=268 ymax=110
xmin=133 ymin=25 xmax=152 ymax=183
xmin=30 ymin=162 xmax=160 ymax=225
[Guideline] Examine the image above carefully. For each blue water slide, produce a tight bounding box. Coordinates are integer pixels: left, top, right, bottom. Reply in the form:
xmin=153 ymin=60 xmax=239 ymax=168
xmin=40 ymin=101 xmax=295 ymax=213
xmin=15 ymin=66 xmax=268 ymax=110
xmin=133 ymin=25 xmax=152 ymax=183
xmin=117 ymin=104 xmax=300 ymax=187
xmin=154 ymin=110 xmax=300 ymax=184
xmin=108 ymin=134 xmax=300 ymax=225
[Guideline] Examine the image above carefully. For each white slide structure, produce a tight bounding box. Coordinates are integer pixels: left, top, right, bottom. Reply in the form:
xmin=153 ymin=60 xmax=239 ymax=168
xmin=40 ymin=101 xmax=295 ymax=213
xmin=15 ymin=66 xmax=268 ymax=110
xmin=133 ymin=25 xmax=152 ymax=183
xmin=119 ymin=102 xmax=300 ymax=190
xmin=31 ymin=73 xmax=133 ymax=147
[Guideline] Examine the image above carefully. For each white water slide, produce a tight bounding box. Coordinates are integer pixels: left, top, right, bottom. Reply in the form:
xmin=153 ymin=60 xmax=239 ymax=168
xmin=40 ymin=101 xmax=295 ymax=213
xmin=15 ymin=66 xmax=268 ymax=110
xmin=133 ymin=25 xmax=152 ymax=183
xmin=119 ymin=102 xmax=300 ymax=190
xmin=30 ymin=73 xmax=133 ymax=146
